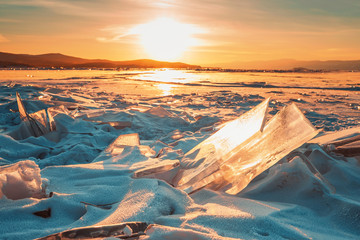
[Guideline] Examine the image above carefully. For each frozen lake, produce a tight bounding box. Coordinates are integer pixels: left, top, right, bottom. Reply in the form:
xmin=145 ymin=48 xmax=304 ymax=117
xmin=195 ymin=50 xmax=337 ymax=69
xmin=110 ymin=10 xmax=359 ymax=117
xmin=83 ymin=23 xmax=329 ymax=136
xmin=0 ymin=69 xmax=359 ymax=239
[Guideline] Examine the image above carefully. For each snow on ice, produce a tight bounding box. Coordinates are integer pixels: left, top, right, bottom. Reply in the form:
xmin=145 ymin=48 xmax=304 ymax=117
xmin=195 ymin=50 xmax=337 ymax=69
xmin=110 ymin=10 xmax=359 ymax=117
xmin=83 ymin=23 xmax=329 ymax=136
xmin=0 ymin=70 xmax=359 ymax=240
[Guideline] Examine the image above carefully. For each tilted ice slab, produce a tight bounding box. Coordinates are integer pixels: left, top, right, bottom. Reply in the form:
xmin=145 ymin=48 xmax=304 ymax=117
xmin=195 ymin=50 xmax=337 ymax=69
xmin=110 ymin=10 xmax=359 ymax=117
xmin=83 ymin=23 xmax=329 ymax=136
xmin=181 ymin=103 xmax=319 ymax=195
xmin=173 ymin=98 xmax=270 ymax=188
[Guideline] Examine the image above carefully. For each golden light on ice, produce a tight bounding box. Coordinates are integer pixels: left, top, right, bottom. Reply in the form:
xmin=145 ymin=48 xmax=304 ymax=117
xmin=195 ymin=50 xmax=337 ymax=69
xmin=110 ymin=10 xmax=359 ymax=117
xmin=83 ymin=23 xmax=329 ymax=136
xmin=132 ymin=18 xmax=200 ymax=61
xmin=156 ymin=83 xmax=173 ymax=96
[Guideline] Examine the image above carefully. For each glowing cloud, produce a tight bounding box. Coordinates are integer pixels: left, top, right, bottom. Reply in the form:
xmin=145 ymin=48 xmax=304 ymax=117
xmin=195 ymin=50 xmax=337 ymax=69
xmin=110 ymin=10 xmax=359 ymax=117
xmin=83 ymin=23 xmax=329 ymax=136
xmin=0 ymin=34 xmax=9 ymax=43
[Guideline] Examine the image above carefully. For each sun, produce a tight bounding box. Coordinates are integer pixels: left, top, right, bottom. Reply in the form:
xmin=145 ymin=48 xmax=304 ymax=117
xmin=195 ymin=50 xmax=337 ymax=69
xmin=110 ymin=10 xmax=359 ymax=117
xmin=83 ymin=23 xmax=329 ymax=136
xmin=132 ymin=18 xmax=200 ymax=61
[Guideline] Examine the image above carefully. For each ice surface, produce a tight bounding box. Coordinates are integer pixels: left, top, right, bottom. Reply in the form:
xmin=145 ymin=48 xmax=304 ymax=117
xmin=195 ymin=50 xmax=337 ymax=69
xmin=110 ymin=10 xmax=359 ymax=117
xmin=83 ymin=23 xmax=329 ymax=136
xmin=1 ymin=71 xmax=360 ymax=240
xmin=0 ymin=160 xmax=44 ymax=200
xmin=183 ymin=104 xmax=319 ymax=194
xmin=173 ymin=98 xmax=270 ymax=188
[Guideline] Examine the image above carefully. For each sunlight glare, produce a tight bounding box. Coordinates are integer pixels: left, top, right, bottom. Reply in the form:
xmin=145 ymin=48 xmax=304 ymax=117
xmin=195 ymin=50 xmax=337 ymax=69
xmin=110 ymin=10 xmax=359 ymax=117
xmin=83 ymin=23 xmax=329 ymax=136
xmin=156 ymin=83 xmax=174 ymax=96
xmin=151 ymin=69 xmax=187 ymax=82
xmin=132 ymin=18 xmax=201 ymax=61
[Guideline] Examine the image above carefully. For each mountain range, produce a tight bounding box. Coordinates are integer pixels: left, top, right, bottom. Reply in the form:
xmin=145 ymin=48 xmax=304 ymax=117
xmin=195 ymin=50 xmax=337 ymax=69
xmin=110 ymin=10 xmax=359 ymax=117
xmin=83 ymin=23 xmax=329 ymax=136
xmin=1 ymin=52 xmax=359 ymax=71
xmin=0 ymin=52 xmax=200 ymax=69
xmin=213 ymin=59 xmax=360 ymax=71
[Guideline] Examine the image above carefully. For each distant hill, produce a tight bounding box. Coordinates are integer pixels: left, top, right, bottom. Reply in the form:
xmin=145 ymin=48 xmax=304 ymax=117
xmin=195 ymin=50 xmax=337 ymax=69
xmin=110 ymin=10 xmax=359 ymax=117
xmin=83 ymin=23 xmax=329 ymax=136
xmin=0 ymin=52 xmax=201 ymax=69
xmin=213 ymin=59 xmax=360 ymax=71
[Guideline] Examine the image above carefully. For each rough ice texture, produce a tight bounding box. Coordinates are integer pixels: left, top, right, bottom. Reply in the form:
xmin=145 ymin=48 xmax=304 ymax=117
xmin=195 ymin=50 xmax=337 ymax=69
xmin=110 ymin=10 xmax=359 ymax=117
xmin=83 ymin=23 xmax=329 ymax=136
xmin=0 ymin=160 xmax=44 ymax=200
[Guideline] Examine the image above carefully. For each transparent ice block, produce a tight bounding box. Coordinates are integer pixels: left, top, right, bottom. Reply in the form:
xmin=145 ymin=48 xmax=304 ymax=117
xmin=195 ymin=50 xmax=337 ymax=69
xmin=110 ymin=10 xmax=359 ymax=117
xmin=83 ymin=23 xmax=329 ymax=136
xmin=183 ymin=104 xmax=319 ymax=195
xmin=173 ymin=98 xmax=270 ymax=188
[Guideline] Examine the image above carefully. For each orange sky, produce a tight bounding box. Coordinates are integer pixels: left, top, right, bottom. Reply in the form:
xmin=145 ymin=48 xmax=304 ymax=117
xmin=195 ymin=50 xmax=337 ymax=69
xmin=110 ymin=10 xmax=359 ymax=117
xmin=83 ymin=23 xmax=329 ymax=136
xmin=1 ymin=0 xmax=360 ymax=66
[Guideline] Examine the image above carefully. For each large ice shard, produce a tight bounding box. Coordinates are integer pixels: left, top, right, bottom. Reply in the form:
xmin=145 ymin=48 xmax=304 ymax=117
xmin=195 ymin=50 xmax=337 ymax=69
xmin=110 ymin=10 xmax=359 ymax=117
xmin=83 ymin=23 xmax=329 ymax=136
xmin=16 ymin=92 xmax=56 ymax=138
xmin=181 ymin=103 xmax=319 ymax=195
xmin=173 ymin=98 xmax=270 ymax=188
xmin=17 ymin=92 xmax=47 ymax=137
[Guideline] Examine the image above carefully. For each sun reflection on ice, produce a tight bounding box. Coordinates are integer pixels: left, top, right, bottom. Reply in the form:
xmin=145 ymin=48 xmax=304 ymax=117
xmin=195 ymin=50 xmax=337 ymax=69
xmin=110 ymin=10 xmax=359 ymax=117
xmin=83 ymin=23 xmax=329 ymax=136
xmin=126 ymin=69 xmax=199 ymax=96
xmin=156 ymin=83 xmax=174 ymax=96
xmin=151 ymin=69 xmax=192 ymax=95
xmin=140 ymin=69 xmax=192 ymax=96
xmin=150 ymin=69 xmax=188 ymax=83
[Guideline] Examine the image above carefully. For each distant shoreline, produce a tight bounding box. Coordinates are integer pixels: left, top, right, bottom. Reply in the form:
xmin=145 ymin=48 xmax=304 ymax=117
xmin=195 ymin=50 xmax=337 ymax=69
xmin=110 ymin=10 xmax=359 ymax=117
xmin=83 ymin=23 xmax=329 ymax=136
xmin=1 ymin=67 xmax=359 ymax=73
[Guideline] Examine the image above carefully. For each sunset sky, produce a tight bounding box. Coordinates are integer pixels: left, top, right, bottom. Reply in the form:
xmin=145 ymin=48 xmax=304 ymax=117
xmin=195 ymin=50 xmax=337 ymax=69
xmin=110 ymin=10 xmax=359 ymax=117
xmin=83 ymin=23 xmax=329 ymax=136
xmin=1 ymin=0 xmax=360 ymax=65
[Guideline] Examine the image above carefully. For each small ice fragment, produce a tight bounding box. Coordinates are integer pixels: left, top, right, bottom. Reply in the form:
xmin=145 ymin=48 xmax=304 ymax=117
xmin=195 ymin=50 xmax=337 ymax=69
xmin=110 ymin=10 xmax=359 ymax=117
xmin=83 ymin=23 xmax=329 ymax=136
xmin=173 ymin=98 xmax=270 ymax=188
xmin=309 ymin=126 xmax=360 ymax=157
xmin=80 ymin=201 xmax=116 ymax=210
xmin=105 ymin=133 xmax=140 ymax=155
xmin=309 ymin=126 xmax=360 ymax=145
xmin=35 ymin=222 xmax=148 ymax=240
xmin=101 ymin=121 xmax=132 ymax=129
xmin=123 ymin=225 xmax=133 ymax=236
xmin=145 ymin=106 xmax=173 ymax=117
xmin=85 ymin=109 xmax=106 ymax=118
xmin=133 ymin=160 xmax=180 ymax=178
xmin=0 ymin=160 xmax=45 ymax=200
xmin=94 ymin=133 xmax=142 ymax=162
xmin=85 ymin=120 xmax=132 ymax=129
xmin=332 ymin=138 xmax=360 ymax=157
